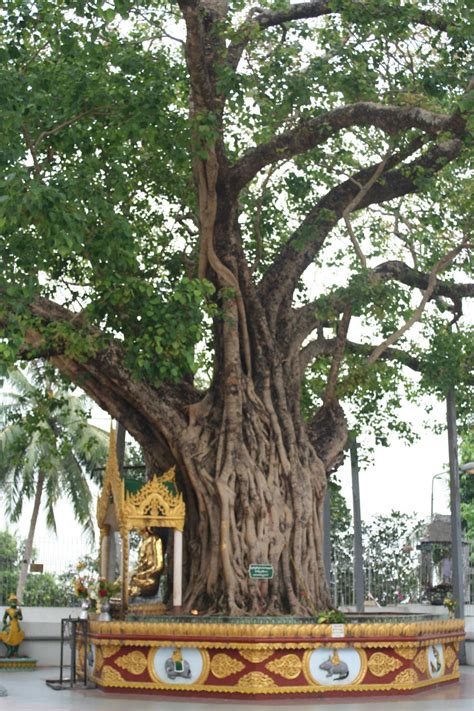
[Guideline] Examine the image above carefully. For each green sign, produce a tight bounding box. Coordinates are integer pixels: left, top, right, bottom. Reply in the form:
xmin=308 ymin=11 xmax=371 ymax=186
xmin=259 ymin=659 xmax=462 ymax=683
xmin=248 ymin=564 xmax=274 ymax=579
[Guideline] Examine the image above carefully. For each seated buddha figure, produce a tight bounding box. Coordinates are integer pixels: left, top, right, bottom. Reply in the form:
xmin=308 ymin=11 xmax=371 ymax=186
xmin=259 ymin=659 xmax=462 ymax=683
xmin=129 ymin=528 xmax=164 ymax=598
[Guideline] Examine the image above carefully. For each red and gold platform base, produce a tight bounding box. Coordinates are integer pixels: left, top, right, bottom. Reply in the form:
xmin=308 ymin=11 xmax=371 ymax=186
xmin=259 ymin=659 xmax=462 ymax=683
xmin=85 ymin=618 xmax=464 ymax=698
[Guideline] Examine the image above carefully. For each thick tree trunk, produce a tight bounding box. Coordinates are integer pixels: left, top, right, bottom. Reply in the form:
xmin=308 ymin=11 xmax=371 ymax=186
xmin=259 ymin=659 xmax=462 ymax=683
xmin=178 ymin=384 xmax=332 ymax=615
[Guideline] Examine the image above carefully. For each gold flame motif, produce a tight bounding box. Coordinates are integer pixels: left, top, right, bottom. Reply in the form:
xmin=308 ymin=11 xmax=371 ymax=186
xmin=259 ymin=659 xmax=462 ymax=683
xmin=210 ymin=653 xmax=245 ymax=679
xmin=368 ymin=652 xmax=403 ymax=677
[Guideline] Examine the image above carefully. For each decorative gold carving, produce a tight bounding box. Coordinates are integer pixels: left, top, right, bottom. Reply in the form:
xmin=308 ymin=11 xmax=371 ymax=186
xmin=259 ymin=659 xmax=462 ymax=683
xmin=265 ymin=654 xmax=302 ymax=679
xmin=115 ymin=651 xmax=148 ymax=675
xmin=90 ymin=671 xmax=461 ymax=695
xmin=123 ymin=469 xmax=185 ymax=532
xmin=129 ymin=601 xmax=167 ymax=616
xmin=88 ymin=618 xmax=464 ymax=643
xmin=237 ymin=671 xmax=277 ymax=688
xmin=394 ymin=668 xmax=419 ymax=685
xmin=101 ymin=665 xmax=125 ymax=684
xmin=97 ymin=427 xmax=124 ymax=528
xmin=94 ymin=646 xmax=104 ymax=673
xmin=210 ymin=653 xmax=245 ymax=679
xmin=239 ymin=650 xmax=273 ymax=663
xmin=453 ymin=659 xmax=459 ymax=674
xmin=0 ymin=659 xmax=36 ymax=669
xmin=368 ymin=652 xmax=403 ymax=677
xmin=101 ymin=644 xmax=120 ymax=659
xmin=445 ymin=646 xmax=457 ymax=671
xmin=414 ymin=649 xmax=428 ymax=675
xmin=396 ymin=647 xmax=418 ymax=660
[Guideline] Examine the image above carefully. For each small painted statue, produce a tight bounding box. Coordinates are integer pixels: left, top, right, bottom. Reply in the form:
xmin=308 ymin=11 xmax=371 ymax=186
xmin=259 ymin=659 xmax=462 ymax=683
xmin=1 ymin=595 xmax=25 ymax=658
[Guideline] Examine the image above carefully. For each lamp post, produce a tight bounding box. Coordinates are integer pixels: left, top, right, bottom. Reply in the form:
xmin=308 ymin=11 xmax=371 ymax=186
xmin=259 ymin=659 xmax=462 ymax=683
xmin=430 ymin=471 xmax=449 ymax=520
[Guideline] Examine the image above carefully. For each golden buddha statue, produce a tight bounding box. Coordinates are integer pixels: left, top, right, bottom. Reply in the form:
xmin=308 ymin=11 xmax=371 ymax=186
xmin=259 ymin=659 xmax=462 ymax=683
xmin=129 ymin=529 xmax=164 ymax=598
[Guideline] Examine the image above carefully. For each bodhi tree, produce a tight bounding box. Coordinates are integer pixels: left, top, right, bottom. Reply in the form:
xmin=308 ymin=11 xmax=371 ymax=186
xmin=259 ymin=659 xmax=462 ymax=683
xmin=0 ymin=0 xmax=473 ymax=614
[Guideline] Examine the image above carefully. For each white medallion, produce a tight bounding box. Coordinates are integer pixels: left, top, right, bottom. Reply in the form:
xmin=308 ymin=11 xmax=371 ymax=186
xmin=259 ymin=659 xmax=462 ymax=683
xmin=427 ymin=644 xmax=444 ymax=678
xmin=87 ymin=643 xmax=95 ymax=673
xmin=151 ymin=647 xmax=205 ymax=685
xmin=306 ymin=647 xmax=363 ymax=686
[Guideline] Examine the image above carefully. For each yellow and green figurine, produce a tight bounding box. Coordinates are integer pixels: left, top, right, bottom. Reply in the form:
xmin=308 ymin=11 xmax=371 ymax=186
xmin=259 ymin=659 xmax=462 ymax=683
xmin=1 ymin=595 xmax=25 ymax=658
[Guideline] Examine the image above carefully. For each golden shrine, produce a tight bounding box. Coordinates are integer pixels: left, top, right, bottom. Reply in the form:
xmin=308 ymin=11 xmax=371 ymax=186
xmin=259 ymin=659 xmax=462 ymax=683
xmin=96 ymin=428 xmax=185 ymax=612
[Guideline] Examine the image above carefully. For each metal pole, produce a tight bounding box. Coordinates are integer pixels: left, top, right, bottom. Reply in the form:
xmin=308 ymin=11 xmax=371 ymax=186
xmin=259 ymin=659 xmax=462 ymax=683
xmin=323 ymin=486 xmax=331 ymax=588
xmin=446 ymin=388 xmax=466 ymax=664
xmin=350 ymin=438 xmax=364 ymax=613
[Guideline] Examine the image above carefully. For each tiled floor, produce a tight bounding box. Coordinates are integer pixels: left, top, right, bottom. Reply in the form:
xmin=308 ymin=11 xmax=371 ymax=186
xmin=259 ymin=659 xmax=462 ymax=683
xmin=0 ymin=666 xmax=473 ymax=710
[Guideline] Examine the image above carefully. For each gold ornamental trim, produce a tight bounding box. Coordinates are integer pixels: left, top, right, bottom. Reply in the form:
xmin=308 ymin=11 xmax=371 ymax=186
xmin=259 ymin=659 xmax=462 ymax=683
xmin=445 ymin=645 xmax=457 ymax=671
xmin=394 ymin=668 xmax=419 ymax=685
xmin=368 ymin=652 xmax=403 ymax=677
xmin=414 ymin=649 xmax=428 ymax=675
xmin=88 ymin=618 xmax=464 ymax=642
xmin=92 ymin=669 xmax=460 ymax=695
xmin=97 ymin=427 xmax=123 ymax=528
xmin=210 ymin=653 xmax=245 ymax=679
xmin=94 ymin=646 xmax=104 ymax=673
xmin=0 ymin=660 xmax=37 ymax=669
xmin=115 ymin=651 xmax=148 ymax=676
xmin=101 ymin=665 xmax=125 ymax=684
xmin=239 ymin=650 xmax=273 ymax=663
xmin=237 ymin=671 xmax=276 ymax=688
xmin=265 ymin=654 xmax=302 ymax=679
xmin=123 ymin=468 xmax=185 ymax=532
xmin=101 ymin=644 xmax=121 ymax=659
xmin=396 ymin=647 xmax=418 ymax=660
xmin=89 ymin=635 xmax=463 ymax=652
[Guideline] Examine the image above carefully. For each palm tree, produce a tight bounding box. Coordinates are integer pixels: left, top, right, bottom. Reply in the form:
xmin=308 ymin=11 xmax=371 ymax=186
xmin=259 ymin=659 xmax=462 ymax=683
xmin=0 ymin=365 xmax=109 ymax=601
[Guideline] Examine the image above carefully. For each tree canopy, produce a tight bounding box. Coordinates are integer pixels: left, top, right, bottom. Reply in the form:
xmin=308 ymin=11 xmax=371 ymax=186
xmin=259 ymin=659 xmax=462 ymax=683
xmin=0 ymin=0 xmax=473 ymax=614
xmin=1 ymin=1 xmax=472 ymax=426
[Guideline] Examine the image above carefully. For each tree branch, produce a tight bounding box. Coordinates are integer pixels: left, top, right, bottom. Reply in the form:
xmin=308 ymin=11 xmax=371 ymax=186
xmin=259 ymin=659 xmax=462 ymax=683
xmin=227 ymin=1 xmax=448 ymax=72
xmin=0 ymin=294 xmax=198 ymax=434
xmin=295 ymin=251 xmax=473 ymax=349
xmin=367 ymin=241 xmax=469 ymax=364
xmin=342 ymin=146 xmax=393 ymax=268
xmin=178 ymin=0 xmax=223 ymax=112
xmin=323 ymin=306 xmax=351 ymax=404
xmin=34 ymin=109 xmax=98 ymax=149
xmin=300 ymin=335 xmax=423 ymax=374
xmin=230 ymin=103 xmax=461 ymax=192
xmin=373 ymin=260 xmax=474 ymax=300
xmin=258 ymin=137 xmax=463 ymax=326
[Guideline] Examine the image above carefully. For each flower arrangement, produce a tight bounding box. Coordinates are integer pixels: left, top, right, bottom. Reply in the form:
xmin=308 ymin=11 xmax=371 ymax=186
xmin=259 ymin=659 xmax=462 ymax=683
xmin=74 ymin=577 xmax=89 ymax=599
xmin=73 ymin=560 xmax=95 ymax=600
xmin=443 ymin=594 xmax=456 ymax=618
xmin=94 ymin=577 xmax=120 ymax=600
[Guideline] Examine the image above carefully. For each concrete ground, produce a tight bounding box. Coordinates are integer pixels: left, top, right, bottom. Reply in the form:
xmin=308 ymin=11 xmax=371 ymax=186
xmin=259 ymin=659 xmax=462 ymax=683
xmin=0 ymin=666 xmax=473 ymax=711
